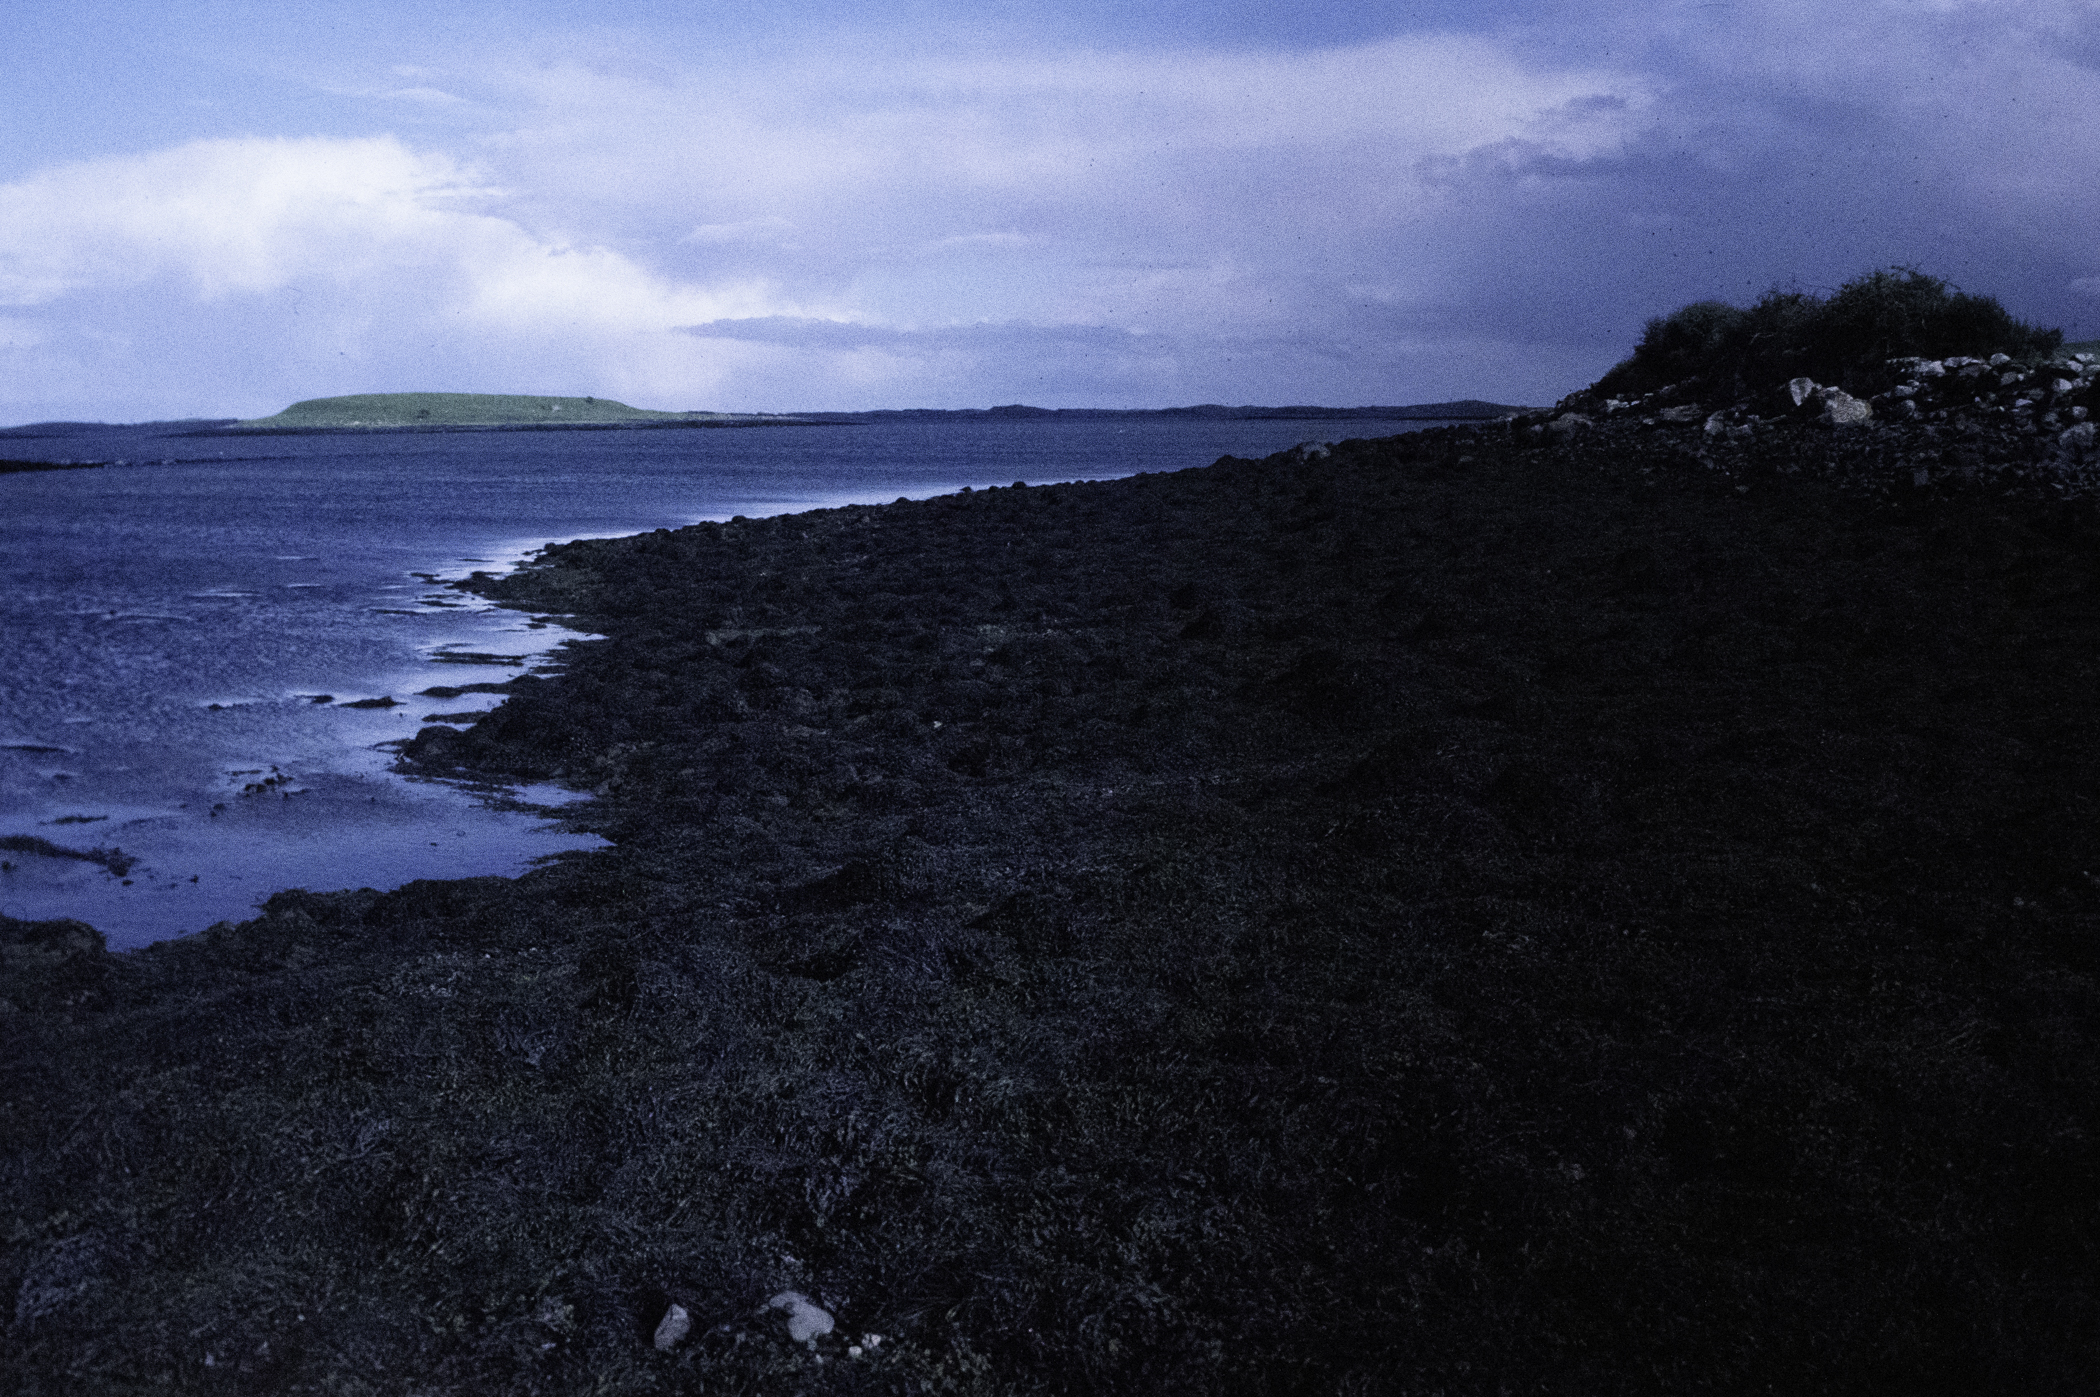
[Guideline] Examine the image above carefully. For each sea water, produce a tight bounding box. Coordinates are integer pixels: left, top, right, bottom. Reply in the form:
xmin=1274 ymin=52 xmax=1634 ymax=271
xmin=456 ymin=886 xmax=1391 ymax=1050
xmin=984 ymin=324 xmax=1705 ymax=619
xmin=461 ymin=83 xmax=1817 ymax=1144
xmin=1 ymin=415 xmax=1449 ymax=948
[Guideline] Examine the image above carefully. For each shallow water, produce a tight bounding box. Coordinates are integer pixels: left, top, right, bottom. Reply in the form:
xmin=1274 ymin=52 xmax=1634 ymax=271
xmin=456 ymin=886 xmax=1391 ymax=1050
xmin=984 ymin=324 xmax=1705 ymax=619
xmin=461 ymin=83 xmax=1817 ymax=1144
xmin=1 ymin=415 xmax=1448 ymax=948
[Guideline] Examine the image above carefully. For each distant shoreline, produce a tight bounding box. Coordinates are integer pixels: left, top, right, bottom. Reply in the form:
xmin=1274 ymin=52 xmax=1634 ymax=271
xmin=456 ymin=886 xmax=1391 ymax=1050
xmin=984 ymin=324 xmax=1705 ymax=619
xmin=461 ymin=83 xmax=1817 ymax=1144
xmin=5 ymin=397 xmax=1534 ymax=437
xmin=205 ymin=402 xmax=1530 ymax=436
xmin=0 ymin=457 xmax=109 ymax=473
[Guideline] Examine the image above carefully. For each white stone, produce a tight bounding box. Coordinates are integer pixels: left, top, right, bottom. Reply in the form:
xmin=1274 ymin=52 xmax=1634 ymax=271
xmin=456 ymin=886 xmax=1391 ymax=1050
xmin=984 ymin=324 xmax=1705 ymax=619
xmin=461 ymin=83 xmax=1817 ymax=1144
xmin=768 ymin=1291 xmax=835 ymax=1343
xmin=654 ymin=1303 xmax=691 ymax=1351
xmin=1546 ymin=413 xmax=1592 ymax=437
xmin=1819 ymin=389 xmax=1873 ymax=427
xmin=1915 ymin=359 xmax=1947 ymax=378
xmin=1787 ymin=377 xmax=1819 ymax=407
xmin=1703 ymin=411 xmax=1729 ymax=436
xmin=1989 ymin=353 xmax=2012 ymax=366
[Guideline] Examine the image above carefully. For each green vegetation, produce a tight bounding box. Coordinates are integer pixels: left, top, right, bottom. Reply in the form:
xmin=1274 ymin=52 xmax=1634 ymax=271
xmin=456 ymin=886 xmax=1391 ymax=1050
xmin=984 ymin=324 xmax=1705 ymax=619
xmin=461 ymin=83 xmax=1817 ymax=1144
xmin=1594 ymin=266 xmax=2064 ymax=401
xmin=238 ymin=392 xmax=754 ymax=429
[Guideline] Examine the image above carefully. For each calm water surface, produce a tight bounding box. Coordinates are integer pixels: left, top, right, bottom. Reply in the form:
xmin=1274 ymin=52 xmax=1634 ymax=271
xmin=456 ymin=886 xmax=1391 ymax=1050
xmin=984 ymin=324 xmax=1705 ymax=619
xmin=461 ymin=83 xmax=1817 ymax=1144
xmin=1 ymin=416 xmax=1447 ymax=947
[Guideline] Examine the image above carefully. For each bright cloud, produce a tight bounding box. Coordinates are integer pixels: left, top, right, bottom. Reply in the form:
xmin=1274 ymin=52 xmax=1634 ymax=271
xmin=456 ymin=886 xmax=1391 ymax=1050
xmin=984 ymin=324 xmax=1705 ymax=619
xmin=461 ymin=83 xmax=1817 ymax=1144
xmin=0 ymin=136 xmax=788 ymax=418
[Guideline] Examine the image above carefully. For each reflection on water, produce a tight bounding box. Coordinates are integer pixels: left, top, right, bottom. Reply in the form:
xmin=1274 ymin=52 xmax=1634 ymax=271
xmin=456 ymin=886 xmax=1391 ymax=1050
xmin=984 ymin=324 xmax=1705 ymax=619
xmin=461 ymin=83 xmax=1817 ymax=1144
xmin=1 ymin=414 xmax=1448 ymax=948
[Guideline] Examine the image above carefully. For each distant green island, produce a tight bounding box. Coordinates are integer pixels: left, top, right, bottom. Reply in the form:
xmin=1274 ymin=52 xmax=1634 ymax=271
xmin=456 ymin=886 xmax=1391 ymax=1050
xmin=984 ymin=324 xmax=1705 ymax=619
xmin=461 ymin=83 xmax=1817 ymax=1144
xmin=233 ymin=392 xmax=793 ymax=431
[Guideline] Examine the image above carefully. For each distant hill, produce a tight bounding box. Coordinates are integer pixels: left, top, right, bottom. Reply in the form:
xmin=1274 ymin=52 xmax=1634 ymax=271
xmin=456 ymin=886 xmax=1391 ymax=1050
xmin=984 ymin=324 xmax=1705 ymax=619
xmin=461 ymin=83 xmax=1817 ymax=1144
xmin=232 ymin=393 xmax=790 ymax=431
xmin=217 ymin=392 xmax=1532 ymax=434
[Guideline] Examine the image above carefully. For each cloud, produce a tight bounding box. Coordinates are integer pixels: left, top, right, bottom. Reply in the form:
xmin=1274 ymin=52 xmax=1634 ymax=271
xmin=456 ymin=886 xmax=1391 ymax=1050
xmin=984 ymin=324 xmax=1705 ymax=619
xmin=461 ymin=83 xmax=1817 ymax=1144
xmin=684 ymin=217 xmax=798 ymax=245
xmin=5 ymin=3 xmax=2100 ymax=421
xmin=0 ymin=136 xmax=789 ymax=418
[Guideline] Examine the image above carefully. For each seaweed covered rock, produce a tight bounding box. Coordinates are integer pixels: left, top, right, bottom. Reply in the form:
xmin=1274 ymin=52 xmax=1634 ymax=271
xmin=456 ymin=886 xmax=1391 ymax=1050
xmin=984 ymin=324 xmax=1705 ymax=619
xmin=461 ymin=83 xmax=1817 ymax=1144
xmin=0 ymin=914 xmax=111 ymax=1015
xmin=8 ymin=352 xmax=2100 ymax=1391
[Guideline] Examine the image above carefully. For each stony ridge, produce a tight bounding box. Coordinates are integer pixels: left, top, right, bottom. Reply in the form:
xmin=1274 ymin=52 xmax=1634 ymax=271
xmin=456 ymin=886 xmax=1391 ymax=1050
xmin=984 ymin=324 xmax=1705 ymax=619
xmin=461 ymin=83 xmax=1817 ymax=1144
xmin=1509 ymin=348 xmax=2100 ymax=498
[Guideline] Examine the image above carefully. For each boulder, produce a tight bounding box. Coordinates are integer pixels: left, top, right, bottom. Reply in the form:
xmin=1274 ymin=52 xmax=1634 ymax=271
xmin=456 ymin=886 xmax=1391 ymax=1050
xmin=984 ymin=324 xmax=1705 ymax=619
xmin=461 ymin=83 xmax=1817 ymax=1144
xmin=1657 ymin=404 xmax=1704 ymax=423
xmin=2060 ymin=422 xmax=2097 ymax=456
xmin=1547 ymin=414 xmax=1592 ymax=438
xmin=1788 ymin=377 xmax=1819 ymax=408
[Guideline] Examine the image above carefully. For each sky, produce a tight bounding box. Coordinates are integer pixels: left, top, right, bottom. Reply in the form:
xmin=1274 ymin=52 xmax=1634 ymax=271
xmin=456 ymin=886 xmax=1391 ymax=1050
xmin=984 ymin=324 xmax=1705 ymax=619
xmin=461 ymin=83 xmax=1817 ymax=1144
xmin=2 ymin=0 xmax=2096 ymax=421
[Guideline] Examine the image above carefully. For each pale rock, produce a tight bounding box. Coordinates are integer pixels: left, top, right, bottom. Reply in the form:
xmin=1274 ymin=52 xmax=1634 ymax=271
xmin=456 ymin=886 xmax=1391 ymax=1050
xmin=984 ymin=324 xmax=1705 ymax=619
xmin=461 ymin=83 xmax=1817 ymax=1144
xmin=1989 ymin=353 xmax=2012 ymax=366
xmin=2050 ymin=379 xmax=2077 ymax=395
xmin=654 ymin=1303 xmax=691 ymax=1351
xmin=768 ymin=1291 xmax=835 ymax=1343
xmin=1547 ymin=414 xmax=1592 ymax=438
xmin=1915 ymin=359 xmax=1947 ymax=378
xmin=1819 ymin=389 xmax=1873 ymax=427
xmin=1787 ymin=377 xmax=1819 ymax=408
xmin=2060 ymin=422 xmax=2097 ymax=453
xmin=1703 ymin=411 xmax=1729 ymax=436
xmin=1656 ymin=404 xmax=1704 ymax=423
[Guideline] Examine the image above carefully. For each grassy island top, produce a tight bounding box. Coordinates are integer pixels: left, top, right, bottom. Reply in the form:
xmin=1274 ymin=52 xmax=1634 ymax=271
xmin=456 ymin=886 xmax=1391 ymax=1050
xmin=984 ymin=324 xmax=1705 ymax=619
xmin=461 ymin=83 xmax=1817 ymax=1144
xmin=237 ymin=392 xmax=776 ymax=429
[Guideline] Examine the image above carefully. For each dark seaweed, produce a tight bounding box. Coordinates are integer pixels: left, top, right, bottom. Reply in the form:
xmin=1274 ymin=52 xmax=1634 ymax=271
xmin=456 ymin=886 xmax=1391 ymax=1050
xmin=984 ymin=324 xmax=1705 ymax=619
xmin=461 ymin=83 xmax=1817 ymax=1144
xmin=4 ymin=416 xmax=2096 ymax=1394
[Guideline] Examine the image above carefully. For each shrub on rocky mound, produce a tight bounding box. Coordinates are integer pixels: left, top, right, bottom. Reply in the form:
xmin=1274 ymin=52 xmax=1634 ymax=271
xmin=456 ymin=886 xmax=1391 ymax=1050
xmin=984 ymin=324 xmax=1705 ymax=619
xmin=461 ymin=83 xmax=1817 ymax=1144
xmin=1595 ymin=266 xmax=2062 ymax=401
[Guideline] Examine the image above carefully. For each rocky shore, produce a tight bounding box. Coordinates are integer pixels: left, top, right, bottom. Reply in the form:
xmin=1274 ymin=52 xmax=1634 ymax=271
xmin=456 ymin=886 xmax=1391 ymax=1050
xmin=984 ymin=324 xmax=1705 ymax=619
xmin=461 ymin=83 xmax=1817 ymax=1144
xmin=5 ymin=395 xmax=2098 ymax=1393
xmin=1527 ymin=347 xmax=2100 ymax=498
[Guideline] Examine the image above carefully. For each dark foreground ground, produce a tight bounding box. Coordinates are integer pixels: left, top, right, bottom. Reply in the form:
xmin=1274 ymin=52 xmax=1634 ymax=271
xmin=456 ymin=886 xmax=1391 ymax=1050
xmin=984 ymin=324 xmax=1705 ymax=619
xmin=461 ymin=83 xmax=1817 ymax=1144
xmin=5 ymin=419 xmax=2097 ymax=1394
